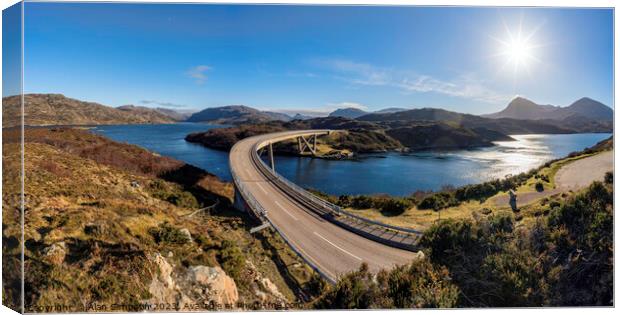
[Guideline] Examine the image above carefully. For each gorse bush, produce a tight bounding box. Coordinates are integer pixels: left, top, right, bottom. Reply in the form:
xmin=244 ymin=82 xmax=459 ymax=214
xmin=313 ymin=261 xmax=459 ymax=309
xmin=418 ymin=192 xmax=458 ymax=210
xmin=149 ymin=222 xmax=190 ymax=245
xmin=148 ymin=179 xmax=199 ymax=208
xmin=323 ymin=193 xmax=413 ymax=215
xmin=218 ymin=240 xmax=247 ymax=286
xmin=545 ymin=181 xmax=613 ymax=306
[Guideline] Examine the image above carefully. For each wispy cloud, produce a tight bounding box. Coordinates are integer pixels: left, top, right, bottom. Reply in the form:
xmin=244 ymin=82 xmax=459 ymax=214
xmin=139 ymin=100 xmax=187 ymax=108
xmin=316 ymin=59 xmax=511 ymax=104
xmin=186 ymin=65 xmax=211 ymax=84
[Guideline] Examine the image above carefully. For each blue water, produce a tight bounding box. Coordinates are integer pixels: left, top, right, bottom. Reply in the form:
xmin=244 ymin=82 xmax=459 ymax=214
xmin=93 ymin=123 xmax=611 ymax=197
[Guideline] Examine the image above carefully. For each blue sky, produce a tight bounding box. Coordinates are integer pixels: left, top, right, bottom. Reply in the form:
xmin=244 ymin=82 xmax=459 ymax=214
xmin=20 ymin=3 xmax=613 ymax=115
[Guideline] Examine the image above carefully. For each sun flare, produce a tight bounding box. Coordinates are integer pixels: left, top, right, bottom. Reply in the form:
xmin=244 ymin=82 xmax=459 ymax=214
xmin=499 ymin=35 xmax=535 ymax=72
xmin=492 ymin=18 xmax=543 ymax=76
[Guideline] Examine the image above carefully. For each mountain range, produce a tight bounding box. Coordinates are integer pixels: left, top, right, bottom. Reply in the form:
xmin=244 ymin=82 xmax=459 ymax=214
xmin=483 ymin=96 xmax=613 ymax=121
xmin=327 ymin=107 xmax=409 ymax=119
xmin=3 ymin=94 xmax=612 ymax=137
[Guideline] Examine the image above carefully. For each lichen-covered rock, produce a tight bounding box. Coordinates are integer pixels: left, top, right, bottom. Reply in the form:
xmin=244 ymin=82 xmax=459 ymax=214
xmin=187 ymin=265 xmax=238 ymax=305
xmin=179 ymin=228 xmax=193 ymax=243
xmin=42 ymin=241 xmax=66 ymax=265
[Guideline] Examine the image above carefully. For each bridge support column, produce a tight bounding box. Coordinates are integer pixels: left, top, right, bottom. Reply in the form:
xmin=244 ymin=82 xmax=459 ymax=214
xmin=313 ymin=134 xmax=317 ymax=152
xmin=233 ymin=185 xmax=246 ymax=212
xmin=268 ymin=142 xmax=275 ymax=171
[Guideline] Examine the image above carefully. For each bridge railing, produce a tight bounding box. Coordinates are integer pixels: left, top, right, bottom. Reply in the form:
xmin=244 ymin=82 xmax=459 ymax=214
xmin=229 ymin=148 xmax=337 ymax=284
xmin=249 ymin=141 xmax=423 ymax=237
xmin=229 ymin=158 xmax=269 ymax=221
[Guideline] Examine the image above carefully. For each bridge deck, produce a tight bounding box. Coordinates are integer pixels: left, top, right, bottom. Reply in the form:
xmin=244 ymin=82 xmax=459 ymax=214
xmin=230 ymin=130 xmax=418 ymax=282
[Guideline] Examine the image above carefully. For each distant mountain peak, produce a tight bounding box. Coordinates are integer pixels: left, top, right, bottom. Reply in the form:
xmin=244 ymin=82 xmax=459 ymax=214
xmin=567 ymin=97 xmax=613 ymax=121
xmin=484 ymin=96 xmax=612 ymax=122
xmin=507 ymin=96 xmax=538 ymax=107
xmin=328 ymin=107 xmax=368 ymax=119
xmin=186 ymin=104 xmax=291 ymax=124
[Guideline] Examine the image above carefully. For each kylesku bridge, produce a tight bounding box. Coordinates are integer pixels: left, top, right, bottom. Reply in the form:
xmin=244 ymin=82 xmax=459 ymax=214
xmin=229 ymin=130 xmax=422 ymax=283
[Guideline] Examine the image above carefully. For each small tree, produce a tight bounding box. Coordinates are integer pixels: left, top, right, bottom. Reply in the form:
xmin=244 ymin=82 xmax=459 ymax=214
xmin=535 ymin=182 xmax=544 ymax=192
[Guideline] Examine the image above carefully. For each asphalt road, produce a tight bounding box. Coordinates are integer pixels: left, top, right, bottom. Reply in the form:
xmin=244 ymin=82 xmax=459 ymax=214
xmin=494 ymin=150 xmax=614 ymax=207
xmin=555 ymin=150 xmax=614 ymax=189
xmin=230 ymin=130 xmax=418 ymax=282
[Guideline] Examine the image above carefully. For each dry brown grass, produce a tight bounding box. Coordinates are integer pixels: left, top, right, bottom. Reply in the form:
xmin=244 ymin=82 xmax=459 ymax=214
xmin=2 ymin=128 xmax=319 ymax=311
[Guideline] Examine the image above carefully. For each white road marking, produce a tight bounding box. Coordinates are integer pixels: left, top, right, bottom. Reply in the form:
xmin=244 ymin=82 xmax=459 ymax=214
xmin=274 ymin=201 xmax=298 ymax=221
xmin=257 ymin=183 xmax=268 ymax=194
xmin=285 ymin=236 xmax=336 ymax=280
xmin=313 ymin=232 xmax=362 ymax=261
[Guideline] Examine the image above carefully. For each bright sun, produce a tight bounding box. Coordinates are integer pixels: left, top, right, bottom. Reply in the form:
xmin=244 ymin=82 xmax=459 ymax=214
xmin=492 ymin=18 xmax=542 ymax=76
xmin=501 ymin=36 xmax=535 ymax=70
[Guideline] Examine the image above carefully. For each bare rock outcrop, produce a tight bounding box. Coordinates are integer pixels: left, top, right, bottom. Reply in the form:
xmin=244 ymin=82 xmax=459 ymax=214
xmin=146 ymin=253 xmax=239 ymax=310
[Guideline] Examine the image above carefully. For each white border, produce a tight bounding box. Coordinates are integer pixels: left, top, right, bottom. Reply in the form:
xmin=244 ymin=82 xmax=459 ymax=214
xmin=0 ymin=1 xmax=617 ymax=315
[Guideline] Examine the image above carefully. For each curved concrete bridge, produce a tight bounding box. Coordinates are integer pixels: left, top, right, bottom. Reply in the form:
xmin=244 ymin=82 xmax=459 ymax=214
xmin=229 ymin=129 xmax=421 ymax=283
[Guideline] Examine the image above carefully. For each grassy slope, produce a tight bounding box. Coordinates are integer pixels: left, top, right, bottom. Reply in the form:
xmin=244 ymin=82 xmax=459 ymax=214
xmin=2 ymin=94 xmax=176 ymax=128
xmin=2 ymin=128 xmax=322 ymax=312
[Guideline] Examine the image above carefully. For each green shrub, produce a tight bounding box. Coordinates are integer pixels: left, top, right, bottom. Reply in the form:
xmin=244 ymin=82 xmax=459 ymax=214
xmin=148 ymin=179 xmax=199 ymax=208
xmin=418 ymin=192 xmax=457 ymax=210
xmin=535 ymin=182 xmax=544 ymax=192
xmin=604 ymin=171 xmax=613 ymax=184
xmin=350 ymin=195 xmax=374 ymax=209
xmin=149 ymin=222 xmax=190 ymax=245
xmin=313 ymin=263 xmax=381 ymax=309
xmin=219 ymin=240 xmax=246 ymax=284
xmin=337 ymin=195 xmax=352 ymax=208
xmin=378 ymin=198 xmax=411 ymax=215
xmin=545 ymin=181 xmax=613 ymax=305
xmin=166 ymin=191 xmax=199 ymax=208
xmin=313 ymin=260 xmax=459 ymax=309
xmin=383 ymin=259 xmax=459 ymax=308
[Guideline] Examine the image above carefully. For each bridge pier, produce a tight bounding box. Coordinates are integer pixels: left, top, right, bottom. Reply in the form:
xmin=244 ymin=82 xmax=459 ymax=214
xmin=297 ymin=134 xmax=317 ymax=156
xmin=233 ymin=185 xmax=247 ymax=212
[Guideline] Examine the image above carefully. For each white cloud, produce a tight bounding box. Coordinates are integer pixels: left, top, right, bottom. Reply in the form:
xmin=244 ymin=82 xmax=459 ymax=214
xmin=186 ymin=65 xmax=211 ymax=84
xmin=317 ymin=59 xmax=512 ymax=104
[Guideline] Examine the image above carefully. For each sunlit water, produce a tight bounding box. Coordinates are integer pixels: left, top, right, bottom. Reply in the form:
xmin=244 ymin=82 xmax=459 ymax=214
xmin=93 ymin=124 xmax=610 ymax=196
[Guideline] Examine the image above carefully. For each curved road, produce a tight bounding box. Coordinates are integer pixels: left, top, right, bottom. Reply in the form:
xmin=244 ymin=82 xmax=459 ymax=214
xmin=494 ymin=150 xmax=614 ymax=207
xmin=555 ymin=150 xmax=614 ymax=189
xmin=230 ymin=130 xmax=417 ymax=282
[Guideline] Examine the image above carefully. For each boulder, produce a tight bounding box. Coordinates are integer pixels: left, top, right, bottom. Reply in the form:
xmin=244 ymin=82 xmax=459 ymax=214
xmin=187 ymin=266 xmax=238 ymax=305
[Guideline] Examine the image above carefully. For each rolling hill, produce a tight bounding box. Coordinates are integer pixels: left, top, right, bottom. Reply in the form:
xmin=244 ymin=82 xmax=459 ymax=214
xmin=328 ymin=107 xmax=368 ymax=119
xmin=117 ymin=105 xmax=184 ymax=122
xmin=152 ymin=107 xmax=194 ymax=121
xmin=186 ymin=105 xmax=291 ymax=124
xmin=2 ymin=94 xmax=177 ymax=127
